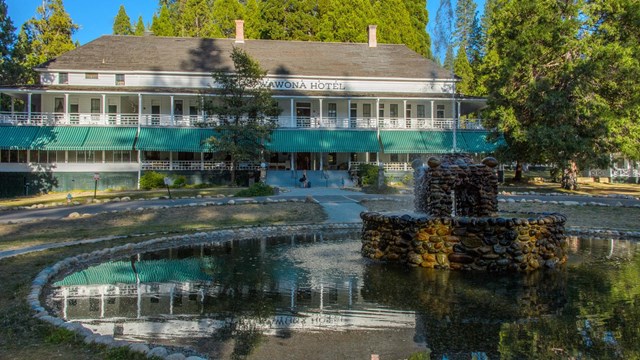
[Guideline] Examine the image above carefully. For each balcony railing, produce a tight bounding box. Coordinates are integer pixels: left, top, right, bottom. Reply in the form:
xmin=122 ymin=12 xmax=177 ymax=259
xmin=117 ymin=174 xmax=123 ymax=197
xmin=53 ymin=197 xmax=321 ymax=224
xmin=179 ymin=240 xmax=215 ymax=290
xmin=0 ymin=111 xmax=485 ymax=130
xmin=141 ymin=161 xmax=261 ymax=171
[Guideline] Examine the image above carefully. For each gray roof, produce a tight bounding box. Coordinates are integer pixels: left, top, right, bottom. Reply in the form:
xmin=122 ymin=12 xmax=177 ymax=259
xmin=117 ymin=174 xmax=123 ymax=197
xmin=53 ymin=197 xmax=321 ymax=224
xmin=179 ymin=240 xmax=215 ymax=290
xmin=38 ymin=35 xmax=453 ymax=80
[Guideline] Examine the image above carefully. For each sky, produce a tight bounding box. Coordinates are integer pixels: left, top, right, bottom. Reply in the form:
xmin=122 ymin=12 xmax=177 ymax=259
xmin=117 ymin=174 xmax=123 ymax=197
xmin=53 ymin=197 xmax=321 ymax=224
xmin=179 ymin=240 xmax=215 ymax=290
xmin=6 ymin=0 xmax=485 ymax=48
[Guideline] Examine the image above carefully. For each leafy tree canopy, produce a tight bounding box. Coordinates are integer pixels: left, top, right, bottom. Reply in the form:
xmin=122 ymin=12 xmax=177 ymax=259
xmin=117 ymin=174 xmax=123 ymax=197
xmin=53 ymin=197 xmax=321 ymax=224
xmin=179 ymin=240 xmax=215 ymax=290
xmin=113 ymin=5 xmax=132 ymax=35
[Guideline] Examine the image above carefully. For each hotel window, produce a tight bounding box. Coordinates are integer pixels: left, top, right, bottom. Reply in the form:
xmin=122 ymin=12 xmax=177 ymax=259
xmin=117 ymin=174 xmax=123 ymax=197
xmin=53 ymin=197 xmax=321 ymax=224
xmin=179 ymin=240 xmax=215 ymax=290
xmin=115 ymin=74 xmax=125 ymax=85
xmin=417 ymin=104 xmax=426 ymax=118
xmin=406 ymin=104 xmax=412 ymax=118
xmin=350 ymin=103 xmax=357 ymax=118
xmin=390 ymin=154 xmax=399 ymax=162
xmin=58 ymin=73 xmax=68 ymax=84
xmin=362 ymin=104 xmax=371 ymax=118
xmin=91 ymin=98 xmax=101 ymax=113
xmin=350 ymin=153 xmax=358 ymax=162
xmin=378 ymin=103 xmax=384 ymax=118
xmin=436 ymin=104 xmax=445 ymax=118
xmin=85 ymin=73 xmax=99 ymax=79
xmin=390 ymin=104 xmax=398 ymax=118
xmin=328 ymin=152 xmax=337 ymax=165
xmin=369 ymin=152 xmax=378 ymax=162
xmin=328 ymin=103 xmax=337 ymax=118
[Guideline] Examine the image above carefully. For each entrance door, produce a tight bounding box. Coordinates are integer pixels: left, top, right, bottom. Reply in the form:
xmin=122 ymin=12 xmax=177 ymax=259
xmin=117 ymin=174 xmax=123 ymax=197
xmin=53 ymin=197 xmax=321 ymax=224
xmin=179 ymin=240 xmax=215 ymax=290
xmin=297 ymin=152 xmax=311 ymax=170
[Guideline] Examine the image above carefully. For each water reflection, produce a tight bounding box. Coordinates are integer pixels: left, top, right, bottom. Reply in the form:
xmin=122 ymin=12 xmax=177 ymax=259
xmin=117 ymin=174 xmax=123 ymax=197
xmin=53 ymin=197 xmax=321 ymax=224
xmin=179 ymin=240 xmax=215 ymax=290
xmin=47 ymin=232 xmax=640 ymax=359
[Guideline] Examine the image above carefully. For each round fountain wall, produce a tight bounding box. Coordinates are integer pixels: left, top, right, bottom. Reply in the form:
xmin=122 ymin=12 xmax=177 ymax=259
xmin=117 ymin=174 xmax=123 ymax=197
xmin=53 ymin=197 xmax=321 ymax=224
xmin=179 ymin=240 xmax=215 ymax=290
xmin=360 ymin=155 xmax=568 ymax=272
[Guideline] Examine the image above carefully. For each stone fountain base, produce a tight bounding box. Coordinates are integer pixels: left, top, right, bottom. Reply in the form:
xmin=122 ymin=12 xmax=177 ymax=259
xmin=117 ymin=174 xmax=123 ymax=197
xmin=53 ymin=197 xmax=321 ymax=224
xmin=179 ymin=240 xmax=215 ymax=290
xmin=361 ymin=211 xmax=568 ymax=272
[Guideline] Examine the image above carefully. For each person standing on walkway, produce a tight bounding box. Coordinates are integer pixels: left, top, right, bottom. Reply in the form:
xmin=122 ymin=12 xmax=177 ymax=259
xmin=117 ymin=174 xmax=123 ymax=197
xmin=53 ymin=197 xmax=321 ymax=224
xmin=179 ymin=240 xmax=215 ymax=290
xmin=299 ymin=170 xmax=308 ymax=188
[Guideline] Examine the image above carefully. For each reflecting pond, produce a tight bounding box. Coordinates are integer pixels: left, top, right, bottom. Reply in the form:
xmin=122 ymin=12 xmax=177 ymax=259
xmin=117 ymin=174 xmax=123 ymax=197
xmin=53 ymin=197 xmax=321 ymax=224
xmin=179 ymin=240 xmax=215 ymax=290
xmin=47 ymin=231 xmax=640 ymax=359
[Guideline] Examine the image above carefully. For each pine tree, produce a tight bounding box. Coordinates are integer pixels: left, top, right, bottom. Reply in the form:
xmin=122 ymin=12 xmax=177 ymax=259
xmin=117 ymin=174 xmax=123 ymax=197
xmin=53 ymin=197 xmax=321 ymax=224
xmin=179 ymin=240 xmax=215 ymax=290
xmin=260 ymin=0 xmax=318 ymax=41
xmin=481 ymin=0 xmax=619 ymax=178
xmin=454 ymin=0 xmax=476 ymax=51
xmin=180 ymin=0 xmax=214 ymax=37
xmin=22 ymin=0 xmax=78 ymax=84
xmin=211 ymin=0 xmax=245 ymax=38
xmin=404 ymin=0 xmax=432 ymax=59
xmin=442 ymin=43 xmax=454 ymax=71
xmin=134 ymin=16 xmax=146 ymax=36
xmin=113 ymin=5 xmax=133 ymax=35
xmin=453 ymin=48 xmax=473 ymax=95
xmin=375 ymin=0 xmax=419 ymax=51
xmin=204 ymin=47 xmax=281 ymax=185
xmin=243 ymin=0 xmax=262 ymax=39
xmin=317 ymin=0 xmax=375 ymax=43
xmin=151 ymin=4 xmax=175 ymax=36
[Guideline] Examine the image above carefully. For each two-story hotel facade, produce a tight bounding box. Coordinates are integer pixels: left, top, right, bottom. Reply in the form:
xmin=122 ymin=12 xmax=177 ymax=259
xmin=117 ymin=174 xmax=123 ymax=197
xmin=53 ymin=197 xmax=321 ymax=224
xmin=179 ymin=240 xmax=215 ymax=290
xmin=0 ymin=22 xmax=495 ymax=195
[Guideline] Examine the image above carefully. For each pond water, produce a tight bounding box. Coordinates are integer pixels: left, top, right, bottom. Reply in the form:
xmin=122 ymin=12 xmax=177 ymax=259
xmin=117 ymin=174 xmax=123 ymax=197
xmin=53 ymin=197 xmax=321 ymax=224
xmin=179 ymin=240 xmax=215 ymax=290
xmin=47 ymin=231 xmax=640 ymax=360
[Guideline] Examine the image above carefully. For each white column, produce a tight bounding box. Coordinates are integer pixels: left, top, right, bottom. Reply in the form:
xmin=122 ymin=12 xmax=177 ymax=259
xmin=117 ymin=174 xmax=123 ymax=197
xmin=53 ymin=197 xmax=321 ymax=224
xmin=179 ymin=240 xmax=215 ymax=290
xmin=169 ymin=152 xmax=173 ymax=170
xmin=101 ymin=94 xmax=106 ymax=124
xmin=375 ymin=98 xmax=380 ymax=127
xmin=318 ymin=98 xmax=323 ymax=128
xmin=170 ymin=95 xmax=175 ymax=126
xmin=27 ymin=93 xmax=32 ymax=124
xmin=430 ymin=100 xmax=435 ymax=128
xmin=403 ymin=100 xmax=407 ymax=129
xmin=64 ymin=93 xmax=70 ymax=124
xmin=457 ymin=101 xmax=462 ymax=128
xmin=347 ymin=99 xmax=351 ymax=128
xmin=320 ymin=153 xmax=323 ymax=171
xmin=290 ymin=98 xmax=295 ymax=127
xmin=201 ymin=152 xmax=204 ymax=170
xmin=137 ymin=93 xmax=143 ymax=127
xmin=137 ymin=150 xmax=141 ymax=190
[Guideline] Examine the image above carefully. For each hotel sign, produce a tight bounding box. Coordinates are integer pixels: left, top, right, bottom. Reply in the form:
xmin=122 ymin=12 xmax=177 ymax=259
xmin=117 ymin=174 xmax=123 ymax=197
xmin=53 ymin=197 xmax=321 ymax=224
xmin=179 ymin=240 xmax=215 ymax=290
xmin=263 ymin=79 xmax=346 ymax=91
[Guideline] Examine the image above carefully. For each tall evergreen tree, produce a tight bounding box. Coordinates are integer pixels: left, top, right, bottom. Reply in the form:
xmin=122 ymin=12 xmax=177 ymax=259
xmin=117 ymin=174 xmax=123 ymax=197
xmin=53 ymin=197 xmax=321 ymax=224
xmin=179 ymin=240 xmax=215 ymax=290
xmin=22 ymin=0 xmax=78 ymax=84
xmin=113 ymin=5 xmax=133 ymax=35
xmin=375 ymin=0 xmax=419 ymax=52
xmin=481 ymin=0 xmax=615 ymax=180
xmin=0 ymin=0 xmax=16 ymax=84
xmin=151 ymin=4 xmax=175 ymax=36
xmin=179 ymin=0 xmax=214 ymax=37
xmin=134 ymin=16 xmax=146 ymax=36
xmin=203 ymin=47 xmax=281 ymax=185
xmin=453 ymin=48 xmax=473 ymax=95
xmin=244 ymin=0 xmax=262 ymax=39
xmin=453 ymin=0 xmax=476 ymax=51
xmin=404 ymin=0 xmax=433 ymax=59
xmin=442 ymin=43 xmax=454 ymax=71
xmin=317 ymin=0 xmax=375 ymax=43
xmin=467 ymin=13 xmax=483 ymax=65
xmin=211 ymin=0 xmax=245 ymax=38
xmin=260 ymin=0 xmax=318 ymax=41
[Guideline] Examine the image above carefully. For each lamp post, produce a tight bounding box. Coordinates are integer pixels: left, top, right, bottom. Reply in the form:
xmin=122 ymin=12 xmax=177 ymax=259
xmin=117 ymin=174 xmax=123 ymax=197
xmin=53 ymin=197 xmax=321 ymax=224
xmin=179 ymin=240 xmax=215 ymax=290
xmin=93 ymin=173 xmax=100 ymax=200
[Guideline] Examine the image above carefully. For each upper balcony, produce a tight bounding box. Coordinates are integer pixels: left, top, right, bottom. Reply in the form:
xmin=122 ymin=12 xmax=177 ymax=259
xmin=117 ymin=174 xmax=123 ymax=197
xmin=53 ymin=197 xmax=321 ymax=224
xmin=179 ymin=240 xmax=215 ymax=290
xmin=0 ymin=112 xmax=485 ymax=130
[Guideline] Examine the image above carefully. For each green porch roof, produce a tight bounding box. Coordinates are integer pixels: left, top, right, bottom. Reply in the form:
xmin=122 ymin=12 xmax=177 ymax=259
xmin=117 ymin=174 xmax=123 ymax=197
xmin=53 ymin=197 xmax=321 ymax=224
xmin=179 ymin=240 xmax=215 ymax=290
xmin=30 ymin=126 xmax=89 ymax=150
xmin=54 ymin=259 xmax=212 ymax=286
xmin=136 ymin=127 xmax=217 ymax=152
xmin=267 ymin=129 xmax=379 ymax=153
xmin=0 ymin=126 xmax=39 ymax=150
xmin=381 ymin=130 xmax=499 ymax=154
xmin=83 ymin=127 xmax=137 ymax=151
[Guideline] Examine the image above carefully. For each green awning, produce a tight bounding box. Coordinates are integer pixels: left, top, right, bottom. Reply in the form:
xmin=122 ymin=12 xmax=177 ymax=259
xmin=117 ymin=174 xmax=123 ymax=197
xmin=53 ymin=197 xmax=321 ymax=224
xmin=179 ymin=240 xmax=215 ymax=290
xmin=459 ymin=131 xmax=502 ymax=154
xmin=83 ymin=127 xmax=137 ymax=151
xmin=54 ymin=259 xmax=212 ymax=286
xmin=0 ymin=126 xmax=40 ymax=150
xmin=30 ymin=126 xmax=89 ymax=151
xmin=267 ymin=129 xmax=379 ymax=153
xmin=381 ymin=130 xmax=499 ymax=154
xmin=136 ymin=128 xmax=216 ymax=152
xmin=381 ymin=130 xmax=453 ymax=154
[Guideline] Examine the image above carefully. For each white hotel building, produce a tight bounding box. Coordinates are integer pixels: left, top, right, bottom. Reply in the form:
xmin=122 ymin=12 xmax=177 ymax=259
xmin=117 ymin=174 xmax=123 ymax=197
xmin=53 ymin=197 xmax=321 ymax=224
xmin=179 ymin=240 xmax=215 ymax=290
xmin=0 ymin=22 xmax=494 ymax=195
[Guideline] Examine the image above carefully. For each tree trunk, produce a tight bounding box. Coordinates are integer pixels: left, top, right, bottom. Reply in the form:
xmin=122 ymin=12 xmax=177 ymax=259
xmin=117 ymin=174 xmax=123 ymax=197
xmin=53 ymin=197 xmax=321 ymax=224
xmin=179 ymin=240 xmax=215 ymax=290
xmin=513 ymin=160 xmax=523 ymax=182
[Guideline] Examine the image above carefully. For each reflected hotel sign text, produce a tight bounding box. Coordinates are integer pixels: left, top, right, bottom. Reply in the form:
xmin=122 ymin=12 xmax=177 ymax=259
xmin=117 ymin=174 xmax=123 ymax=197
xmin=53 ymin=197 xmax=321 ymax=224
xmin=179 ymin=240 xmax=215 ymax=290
xmin=263 ymin=79 xmax=346 ymax=91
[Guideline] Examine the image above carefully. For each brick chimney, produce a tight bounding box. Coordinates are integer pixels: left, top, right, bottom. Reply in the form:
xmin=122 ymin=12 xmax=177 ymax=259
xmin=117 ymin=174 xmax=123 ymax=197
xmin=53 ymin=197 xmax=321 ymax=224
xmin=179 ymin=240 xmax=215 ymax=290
xmin=368 ymin=25 xmax=377 ymax=48
xmin=235 ymin=20 xmax=245 ymax=44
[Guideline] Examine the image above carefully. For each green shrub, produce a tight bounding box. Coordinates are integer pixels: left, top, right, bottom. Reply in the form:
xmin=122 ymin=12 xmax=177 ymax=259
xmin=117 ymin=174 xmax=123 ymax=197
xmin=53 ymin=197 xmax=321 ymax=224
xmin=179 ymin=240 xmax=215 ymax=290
xmin=358 ymin=163 xmax=381 ymax=186
xmin=235 ymin=182 xmax=275 ymax=197
xmin=139 ymin=171 xmax=165 ymax=190
xmin=170 ymin=175 xmax=187 ymax=188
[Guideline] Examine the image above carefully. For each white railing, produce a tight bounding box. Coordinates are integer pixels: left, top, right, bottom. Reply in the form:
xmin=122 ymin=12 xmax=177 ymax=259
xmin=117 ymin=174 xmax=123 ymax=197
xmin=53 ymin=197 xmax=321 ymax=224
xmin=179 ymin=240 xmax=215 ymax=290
xmin=349 ymin=161 xmax=412 ymax=172
xmin=0 ymin=111 xmax=485 ymax=130
xmin=588 ymin=168 xmax=639 ymax=179
xmin=141 ymin=160 xmax=261 ymax=171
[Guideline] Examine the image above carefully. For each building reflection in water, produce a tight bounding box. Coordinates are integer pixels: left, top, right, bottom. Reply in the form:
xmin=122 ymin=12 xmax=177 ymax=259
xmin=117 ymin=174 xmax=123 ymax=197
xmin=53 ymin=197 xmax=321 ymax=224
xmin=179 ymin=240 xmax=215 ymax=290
xmin=47 ymin=233 xmax=640 ymax=359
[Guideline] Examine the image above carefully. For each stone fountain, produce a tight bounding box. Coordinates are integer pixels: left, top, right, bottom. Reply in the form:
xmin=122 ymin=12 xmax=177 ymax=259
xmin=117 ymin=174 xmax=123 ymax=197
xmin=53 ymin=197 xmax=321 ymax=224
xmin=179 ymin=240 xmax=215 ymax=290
xmin=361 ymin=155 xmax=568 ymax=272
